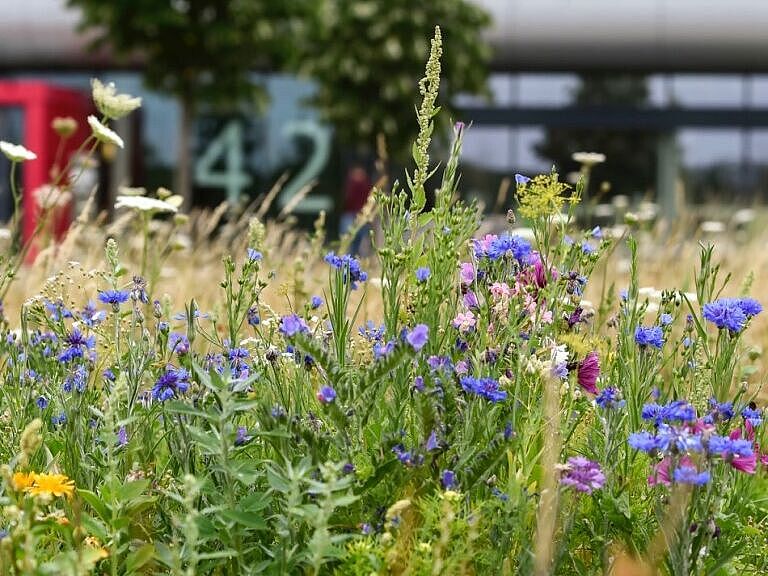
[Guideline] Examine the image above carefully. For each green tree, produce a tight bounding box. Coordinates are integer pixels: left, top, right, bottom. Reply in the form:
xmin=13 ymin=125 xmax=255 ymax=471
xmin=298 ymin=0 xmax=491 ymax=159
xmin=536 ymin=74 xmax=658 ymax=197
xmin=68 ymin=0 xmax=311 ymax=207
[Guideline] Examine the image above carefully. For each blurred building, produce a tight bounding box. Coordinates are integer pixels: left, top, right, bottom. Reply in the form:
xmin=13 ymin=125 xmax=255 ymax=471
xmin=2 ymin=0 xmax=768 ymax=220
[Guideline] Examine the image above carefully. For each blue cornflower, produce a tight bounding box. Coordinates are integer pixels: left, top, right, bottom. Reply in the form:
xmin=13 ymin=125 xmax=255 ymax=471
xmin=151 ymin=366 xmax=190 ymax=402
xmin=44 ymin=299 xmax=73 ymax=321
xmin=227 ymin=347 xmax=250 ymax=380
xmin=460 ymin=376 xmax=507 ymax=403
xmin=581 ymin=242 xmax=596 ymax=255
xmin=80 ymin=301 xmax=106 ymax=327
xmin=742 ymin=406 xmax=763 ymax=426
xmin=635 ymin=325 xmax=664 ymax=349
xmin=235 ymin=426 xmax=252 ymax=446
xmin=655 ymin=424 xmax=703 ymax=453
xmin=280 ymin=314 xmax=309 ymax=337
xmin=703 ymin=298 xmax=748 ymax=333
xmin=738 ymin=297 xmax=762 ymax=316
xmin=168 ymin=333 xmax=190 ymax=355
xmin=97 ymin=290 xmax=130 ymax=306
xmin=590 ymin=226 xmax=603 ymax=239
xmin=662 ymin=400 xmax=697 ymax=423
xmin=705 ymin=399 xmax=734 ymax=423
xmin=673 ymin=466 xmax=710 ymax=485
xmin=441 ymin=469 xmax=456 ymax=489
xmin=324 ymin=252 xmax=368 ymax=288
xmin=58 ymin=329 xmax=96 ymax=363
xmin=51 ymin=412 xmax=67 ymax=427
xmin=63 ymin=365 xmax=88 ymax=393
xmin=660 ymin=313 xmax=673 ymax=326
xmin=595 ymin=387 xmax=626 ymax=410
xmin=412 ymin=376 xmax=425 ymax=392
xmin=247 ymin=306 xmax=260 ymax=326
xmin=247 ymin=248 xmax=263 ymax=262
xmin=36 ymin=396 xmax=48 ymax=410
xmin=482 ymin=233 xmax=532 ymax=262
xmin=406 ymin=324 xmax=429 ymax=351
xmin=628 ymin=431 xmax=659 ymax=453
xmin=707 ymin=435 xmax=754 ymax=458
xmin=515 ymin=174 xmax=530 ymax=185
xmin=316 ymin=386 xmax=336 ymax=404
xmin=310 ymin=296 xmax=323 ymax=309
xmin=359 ymin=321 xmax=385 ymax=342
xmin=415 ymin=267 xmax=431 ymax=282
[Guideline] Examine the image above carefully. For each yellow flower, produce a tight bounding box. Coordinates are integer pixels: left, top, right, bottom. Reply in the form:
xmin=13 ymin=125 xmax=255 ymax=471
xmin=84 ymin=536 xmax=110 ymax=560
xmin=24 ymin=473 xmax=75 ymax=499
xmin=12 ymin=472 xmax=35 ymax=491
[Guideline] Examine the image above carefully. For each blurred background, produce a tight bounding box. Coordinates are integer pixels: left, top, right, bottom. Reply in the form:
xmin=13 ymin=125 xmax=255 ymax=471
xmin=2 ymin=0 xmax=768 ymax=235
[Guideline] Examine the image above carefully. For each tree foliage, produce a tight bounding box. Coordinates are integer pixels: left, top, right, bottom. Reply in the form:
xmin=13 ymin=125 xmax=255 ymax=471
xmin=298 ymin=0 xmax=491 ymax=157
xmin=536 ymin=74 xmax=658 ymax=197
xmin=68 ymin=0 xmax=310 ymax=107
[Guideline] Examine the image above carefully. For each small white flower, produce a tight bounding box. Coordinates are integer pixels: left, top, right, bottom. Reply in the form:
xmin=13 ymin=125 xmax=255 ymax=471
xmin=114 ymin=195 xmax=178 ymax=213
xmin=572 ymin=152 xmax=606 ymax=166
xmin=88 ymin=116 xmax=124 ymax=149
xmin=91 ymin=79 xmax=142 ymax=119
xmin=0 ymin=141 xmax=37 ymax=162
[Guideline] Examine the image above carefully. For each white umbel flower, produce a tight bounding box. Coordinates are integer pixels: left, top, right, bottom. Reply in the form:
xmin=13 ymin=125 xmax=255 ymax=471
xmin=88 ymin=116 xmax=124 ymax=149
xmin=0 ymin=141 xmax=37 ymax=162
xmin=115 ymin=195 xmax=178 ymax=213
xmin=572 ymin=152 xmax=606 ymax=166
xmin=91 ymin=79 xmax=142 ymax=119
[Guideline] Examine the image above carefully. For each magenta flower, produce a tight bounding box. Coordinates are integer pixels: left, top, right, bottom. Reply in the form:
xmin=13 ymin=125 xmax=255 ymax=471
xmin=459 ymin=262 xmax=475 ymax=285
xmin=577 ymin=351 xmax=600 ymax=395
xmin=559 ymin=456 xmax=605 ymax=494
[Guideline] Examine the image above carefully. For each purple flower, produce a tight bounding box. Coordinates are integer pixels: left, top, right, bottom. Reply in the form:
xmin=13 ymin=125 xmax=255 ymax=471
xmin=702 ymin=297 xmax=760 ymax=333
xmin=742 ymin=407 xmax=763 ymax=426
xmin=36 ymin=396 xmax=48 ymax=410
xmin=168 ymin=332 xmax=190 ymax=355
xmin=280 ymin=314 xmax=309 ymax=337
xmin=151 ymin=366 xmax=190 ymax=402
xmin=117 ymin=426 xmax=129 ymax=447
xmin=406 ymin=324 xmax=429 ymax=351
xmin=373 ymin=339 xmax=396 ymax=359
xmin=97 ymin=290 xmax=130 ymax=307
xmin=310 ymin=296 xmax=323 ymax=309
xmin=559 ymin=456 xmax=605 ymax=494
xmin=247 ymin=307 xmax=260 ymax=326
xmin=441 ymin=469 xmax=456 ymax=489
xmin=415 ymin=267 xmax=431 ymax=282
xmin=660 ymin=313 xmax=673 ymax=326
xmin=590 ymin=226 xmax=603 ymax=239
xmin=595 ymin=387 xmax=625 ymax=410
xmin=324 ymin=252 xmax=367 ymax=288
xmin=635 ymin=326 xmax=664 ymax=349
xmin=235 ymin=426 xmax=252 ymax=446
xmin=247 ymin=248 xmax=263 ymax=261
xmin=460 ymin=376 xmax=507 ymax=403
xmin=577 ymin=351 xmax=600 ymax=395
xmin=459 ymin=262 xmax=475 ymax=285
xmin=317 ymin=386 xmax=336 ymax=404
xmin=412 ymin=376 xmax=425 ymax=392
xmin=425 ymin=430 xmax=440 ymax=451
xmin=628 ymin=431 xmax=660 ymax=453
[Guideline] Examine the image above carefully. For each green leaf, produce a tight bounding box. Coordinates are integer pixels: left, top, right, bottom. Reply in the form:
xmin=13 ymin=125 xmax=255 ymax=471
xmin=78 ymin=489 xmax=110 ymax=522
xmin=219 ymin=508 xmax=268 ymax=531
xmin=125 ymin=543 xmax=155 ymax=574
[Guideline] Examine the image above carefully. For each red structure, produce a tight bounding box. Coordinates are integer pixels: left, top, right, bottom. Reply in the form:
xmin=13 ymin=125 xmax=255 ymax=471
xmin=0 ymin=81 xmax=92 ymax=248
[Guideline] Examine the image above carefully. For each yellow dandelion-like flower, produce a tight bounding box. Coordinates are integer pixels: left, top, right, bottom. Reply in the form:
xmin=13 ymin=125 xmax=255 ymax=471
xmin=84 ymin=536 xmax=110 ymax=560
xmin=12 ymin=472 xmax=35 ymax=491
xmin=25 ymin=473 xmax=75 ymax=499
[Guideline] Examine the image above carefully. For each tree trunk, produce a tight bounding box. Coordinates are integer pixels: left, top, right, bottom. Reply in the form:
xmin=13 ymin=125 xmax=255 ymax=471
xmin=175 ymin=96 xmax=194 ymax=211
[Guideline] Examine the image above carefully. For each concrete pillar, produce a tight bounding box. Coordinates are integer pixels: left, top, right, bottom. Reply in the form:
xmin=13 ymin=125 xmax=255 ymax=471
xmin=656 ymin=131 xmax=678 ymax=221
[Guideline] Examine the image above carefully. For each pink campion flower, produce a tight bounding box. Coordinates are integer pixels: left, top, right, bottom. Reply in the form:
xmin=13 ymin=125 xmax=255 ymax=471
xmin=459 ymin=262 xmax=475 ymax=285
xmin=454 ymin=360 xmax=469 ymax=375
xmin=475 ymin=234 xmax=496 ymax=255
xmin=538 ymin=307 xmax=554 ymax=325
xmin=689 ymin=418 xmax=715 ymax=435
xmin=490 ymin=282 xmax=511 ymax=300
xmin=452 ymin=311 xmax=477 ymax=333
xmin=728 ymin=428 xmax=758 ymax=474
xmin=760 ymin=451 xmax=768 ymax=468
xmin=577 ymin=351 xmax=600 ymax=395
xmin=648 ymin=455 xmax=694 ymax=486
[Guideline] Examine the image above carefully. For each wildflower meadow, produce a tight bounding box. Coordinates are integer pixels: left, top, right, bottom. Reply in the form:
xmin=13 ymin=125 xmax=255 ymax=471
xmin=0 ymin=28 xmax=767 ymax=575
